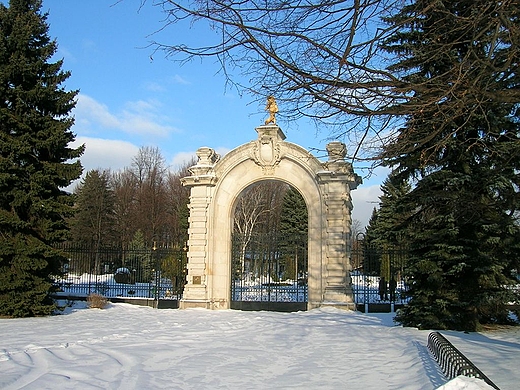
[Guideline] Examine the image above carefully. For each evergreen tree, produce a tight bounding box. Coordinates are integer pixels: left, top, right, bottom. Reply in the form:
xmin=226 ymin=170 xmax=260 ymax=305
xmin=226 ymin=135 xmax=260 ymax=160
xmin=279 ymin=187 xmax=308 ymax=280
xmin=128 ymin=230 xmax=153 ymax=283
xmin=71 ymin=169 xmax=115 ymax=247
xmin=362 ymin=208 xmax=382 ymax=276
xmin=382 ymin=0 xmax=520 ymax=330
xmin=279 ymin=187 xmax=307 ymax=238
xmin=111 ymin=168 xmax=138 ymax=248
xmin=0 ymin=0 xmax=83 ymax=317
xmin=372 ymin=173 xmax=411 ymax=247
xmin=364 ymin=208 xmax=379 ymax=244
xmin=363 ymin=174 xmax=411 ymax=278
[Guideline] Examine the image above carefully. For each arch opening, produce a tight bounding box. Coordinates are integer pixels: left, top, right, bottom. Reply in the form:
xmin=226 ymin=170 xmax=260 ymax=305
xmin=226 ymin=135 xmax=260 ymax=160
xmin=230 ymin=181 xmax=308 ymax=311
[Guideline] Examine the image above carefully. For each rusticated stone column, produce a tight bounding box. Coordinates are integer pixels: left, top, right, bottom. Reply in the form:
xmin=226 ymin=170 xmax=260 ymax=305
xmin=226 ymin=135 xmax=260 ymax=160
xmin=179 ymin=147 xmax=219 ymax=309
xmin=317 ymin=142 xmax=361 ymax=308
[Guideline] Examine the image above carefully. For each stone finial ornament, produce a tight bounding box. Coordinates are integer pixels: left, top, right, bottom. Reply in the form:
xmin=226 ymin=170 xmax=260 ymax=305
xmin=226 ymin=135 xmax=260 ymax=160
xmin=326 ymin=141 xmax=347 ymax=161
xmin=264 ymin=95 xmax=278 ymax=125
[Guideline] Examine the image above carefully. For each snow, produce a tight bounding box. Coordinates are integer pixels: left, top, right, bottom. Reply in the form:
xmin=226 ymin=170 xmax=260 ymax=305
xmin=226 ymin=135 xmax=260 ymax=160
xmin=436 ymin=376 xmax=496 ymax=390
xmin=0 ymin=303 xmax=518 ymax=390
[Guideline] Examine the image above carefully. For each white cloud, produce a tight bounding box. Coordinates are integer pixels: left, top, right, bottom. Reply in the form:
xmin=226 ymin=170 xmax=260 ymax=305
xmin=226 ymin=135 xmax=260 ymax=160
xmin=143 ymin=81 xmax=167 ymax=92
xmin=56 ymin=46 xmax=77 ymax=63
xmin=74 ymin=94 xmax=179 ymax=137
xmin=170 ymin=146 xmax=232 ymax=170
xmin=65 ymin=137 xmax=140 ymax=192
xmin=75 ymin=95 xmax=119 ymax=129
xmin=171 ymin=74 xmax=191 ymax=85
xmin=351 ymin=184 xmax=381 ymax=229
xmin=171 ymin=151 xmax=197 ymax=169
xmin=72 ymin=137 xmax=140 ymax=173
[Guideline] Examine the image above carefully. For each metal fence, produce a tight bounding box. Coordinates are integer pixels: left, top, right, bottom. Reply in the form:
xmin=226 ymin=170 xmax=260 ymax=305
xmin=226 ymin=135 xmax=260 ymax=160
xmin=428 ymin=332 xmax=500 ymax=389
xmin=350 ymin=242 xmax=409 ymax=311
xmin=230 ymin=232 xmax=308 ymax=311
xmin=53 ymin=243 xmax=187 ymax=301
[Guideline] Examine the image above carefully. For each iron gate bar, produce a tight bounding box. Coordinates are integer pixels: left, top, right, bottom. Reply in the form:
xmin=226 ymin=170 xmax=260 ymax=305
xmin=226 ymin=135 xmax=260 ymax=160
xmin=350 ymin=242 xmax=410 ymax=312
xmin=53 ymin=243 xmax=187 ymax=301
xmin=231 ymin=231 xmax=308 ymax=311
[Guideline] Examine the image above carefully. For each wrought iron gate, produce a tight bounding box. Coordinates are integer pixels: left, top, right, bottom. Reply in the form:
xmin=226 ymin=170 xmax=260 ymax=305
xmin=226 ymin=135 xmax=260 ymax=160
xmin=350 ymin=242 xmax=409 ymax=312
xmin=54 ymin=243 xmax=187 ymax=301
xmin=231 ymin=232 xmax=308 ymax=311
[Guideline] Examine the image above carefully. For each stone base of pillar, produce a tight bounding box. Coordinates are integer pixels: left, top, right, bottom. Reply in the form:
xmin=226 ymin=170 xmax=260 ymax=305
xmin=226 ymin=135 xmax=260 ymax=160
xmin=319 ymin=301 xmax=357 ymax=311
xmin=321 ymin=286 xmax=355 ymax=310
xmin=179 ymin=299 xmax=211 ymax=309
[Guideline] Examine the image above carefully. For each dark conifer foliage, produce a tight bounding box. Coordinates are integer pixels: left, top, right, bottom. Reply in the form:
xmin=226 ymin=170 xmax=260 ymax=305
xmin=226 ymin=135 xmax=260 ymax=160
xmin=279 ymin=187 xmax=308 ymax=238
xmin=0 ymin=0 xmax=83 ymax=317
xmin=365 ymin=172 xmax=411 ymax=248
xmin=363 ymin=174 xmax=411 ymax=278
xmin=382 ymin=0 xmax=520 ymax=330
xmin=71 ymin=170 xmax=115 ymax=248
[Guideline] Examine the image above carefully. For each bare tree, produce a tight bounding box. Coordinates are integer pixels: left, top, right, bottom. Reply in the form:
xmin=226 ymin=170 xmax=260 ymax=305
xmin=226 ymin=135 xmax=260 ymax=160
xmin=142 ymin=1 xmax=518 ymax=171
xmin=147 ymin=0 xmax=403 ymax=164
xmin=131 ymin=146 xmax=169 ymax=245
xmin=165 ymin=158 xmax=196 ymax=246
xmin=111 ymin=168 xmax=138 ymax=247
xmin=233 ymin=181 xmax=288 ymax=275
xmin=349 ymin=219 xmax=363 ymax=244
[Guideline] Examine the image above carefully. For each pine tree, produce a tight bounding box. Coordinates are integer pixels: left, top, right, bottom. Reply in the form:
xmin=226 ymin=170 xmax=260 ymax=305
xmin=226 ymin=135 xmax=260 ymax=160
xmin=111 ymin=168 xmax=138 ymax=248
xmin=128 ymin=230 xmax=153 ymax=283
xmin=382 ymin=0 xmax=520 ymax=330
xmin=0 ymin=0 xmax=83 ymax=317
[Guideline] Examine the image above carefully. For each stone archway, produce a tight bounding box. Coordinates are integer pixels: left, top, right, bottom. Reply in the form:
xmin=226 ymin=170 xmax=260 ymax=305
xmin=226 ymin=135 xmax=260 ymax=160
xmin=180 ymin=125 xmax=361 ymax=310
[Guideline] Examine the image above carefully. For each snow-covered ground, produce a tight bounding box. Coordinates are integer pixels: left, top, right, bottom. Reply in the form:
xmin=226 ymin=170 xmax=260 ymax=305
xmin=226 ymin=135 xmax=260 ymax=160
xmin=0 ymin=303 xmax=518 ymax=389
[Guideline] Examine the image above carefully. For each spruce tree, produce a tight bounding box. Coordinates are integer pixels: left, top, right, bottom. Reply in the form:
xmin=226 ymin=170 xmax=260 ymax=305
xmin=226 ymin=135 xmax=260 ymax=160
xmin=373 ymin=173 xmax=411 ymax=247
xmin=382 ymin=0 xmax=520 ymax=330
xmin=279 ymin=187 xmax=307 ymax=280
xmin=363 ymin=174 xmax=411 ymax=277
xmin=279 ymin=187 xmax=308 ymax=239
xmin=0 ymin=0 xmax=83 ymax=317
xmin=363 ymin=208 xmax=382 ymax=276
xmin=71 ymin=169 xmax=116 ymax=247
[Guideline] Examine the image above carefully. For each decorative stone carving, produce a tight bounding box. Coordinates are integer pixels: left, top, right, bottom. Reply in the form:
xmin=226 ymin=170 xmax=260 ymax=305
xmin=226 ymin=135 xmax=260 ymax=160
xmin=321 ymin=142 xmax=362 ymax=188
xmin=251 ymin=125 xmax=286 ymax=174
xmin=180 ymin=147 xmax=220 ymax=186
xmin=326 ymin=141 xmax=347 ymax=161
xmin=188 ymin=147 xmax=219 ymax=177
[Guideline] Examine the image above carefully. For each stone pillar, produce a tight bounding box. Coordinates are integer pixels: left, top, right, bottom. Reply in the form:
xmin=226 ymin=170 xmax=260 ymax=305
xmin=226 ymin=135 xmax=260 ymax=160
xmin=317 ymin=142 xmax=361 ymax=309
xmin=179 ymin=147 xmax=219 ymax=309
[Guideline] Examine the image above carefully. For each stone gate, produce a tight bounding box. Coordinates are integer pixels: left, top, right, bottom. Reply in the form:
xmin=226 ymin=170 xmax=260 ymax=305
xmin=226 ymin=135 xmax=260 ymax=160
xmin=180 ymin=124 xmax=361 ymax=310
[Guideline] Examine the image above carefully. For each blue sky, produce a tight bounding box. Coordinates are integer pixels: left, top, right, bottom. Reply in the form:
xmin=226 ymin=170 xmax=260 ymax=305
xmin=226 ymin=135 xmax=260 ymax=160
xmin=38 ymin=0 xmax=386 ymax=227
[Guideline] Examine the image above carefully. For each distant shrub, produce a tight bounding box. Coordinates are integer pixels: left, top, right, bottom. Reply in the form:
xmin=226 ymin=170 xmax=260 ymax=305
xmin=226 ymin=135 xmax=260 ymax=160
xmin=87 ymin=294 xmax=108 ymax=309
xmin=114 ymin=267 xmax=135 ymax=284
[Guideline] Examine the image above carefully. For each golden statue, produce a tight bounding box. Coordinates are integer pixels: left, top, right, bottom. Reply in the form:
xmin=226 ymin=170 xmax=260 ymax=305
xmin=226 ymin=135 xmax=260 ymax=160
xmin=264 ymin=95 xmax=278 ymax=125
